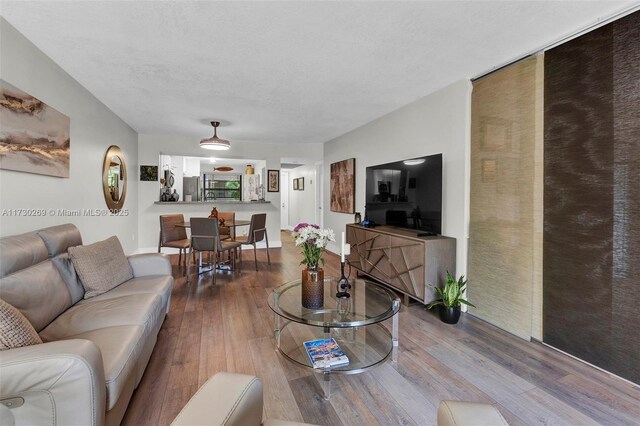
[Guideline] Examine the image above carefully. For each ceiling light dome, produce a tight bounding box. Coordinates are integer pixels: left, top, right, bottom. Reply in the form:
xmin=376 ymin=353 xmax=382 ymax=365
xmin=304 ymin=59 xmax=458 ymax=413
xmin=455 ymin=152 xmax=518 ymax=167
xmin=200 ymin=121 xmax=230 ymax=150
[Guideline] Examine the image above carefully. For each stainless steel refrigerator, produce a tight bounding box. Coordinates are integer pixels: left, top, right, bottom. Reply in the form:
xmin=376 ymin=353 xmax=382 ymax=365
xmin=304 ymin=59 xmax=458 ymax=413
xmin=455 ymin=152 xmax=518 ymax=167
xmin=183 ymin=176 xmax=200 ymax=201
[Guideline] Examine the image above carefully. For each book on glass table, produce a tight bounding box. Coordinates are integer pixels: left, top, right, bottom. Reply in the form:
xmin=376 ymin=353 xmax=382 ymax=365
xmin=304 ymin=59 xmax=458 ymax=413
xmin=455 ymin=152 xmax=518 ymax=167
xmin=303 ymin=338 xmax=350 ymax=369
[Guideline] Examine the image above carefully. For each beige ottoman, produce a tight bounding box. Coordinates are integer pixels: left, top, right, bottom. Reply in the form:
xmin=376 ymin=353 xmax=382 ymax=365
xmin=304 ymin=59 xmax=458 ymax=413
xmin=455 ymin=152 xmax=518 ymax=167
xmin=171 ymin=372 xmax=315 ymax=426
xmin=437 ymin=400 xmax=509 ymax=426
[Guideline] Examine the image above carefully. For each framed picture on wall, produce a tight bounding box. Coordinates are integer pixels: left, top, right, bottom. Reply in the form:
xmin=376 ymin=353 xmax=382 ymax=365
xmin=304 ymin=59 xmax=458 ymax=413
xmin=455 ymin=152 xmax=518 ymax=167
xmin=298 ymin=177 xmax=304 ymax=190
xmin=0 ymin=79 xmax=71 ymax=178
xmin=267 ymin=169 xmax=280 ymax=192
xmin=293 ymin=178 xmax=299 ymax=190
xmin=140 ymin=165 xmax=158 ymax=181
xmin=330 ymin=158 xmax=356 ymax=213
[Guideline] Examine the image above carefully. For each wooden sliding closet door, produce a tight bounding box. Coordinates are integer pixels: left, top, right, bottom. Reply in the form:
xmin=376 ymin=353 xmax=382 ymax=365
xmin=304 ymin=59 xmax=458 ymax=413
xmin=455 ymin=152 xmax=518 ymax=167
xmin=544 ymin=11 xmax=640 ymax=384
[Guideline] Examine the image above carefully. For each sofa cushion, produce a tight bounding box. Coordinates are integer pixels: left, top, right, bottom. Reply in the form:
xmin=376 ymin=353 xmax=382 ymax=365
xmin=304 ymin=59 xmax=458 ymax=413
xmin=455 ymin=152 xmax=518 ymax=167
xmin=61 ymin=325 xmax=143 ymax=410
xmin=37 ymin=223 xmax=83 ymax=257
xmin=0 ymin=260 xmax=73 ymax=332
xmin=39 ymin=294 xmax=163 ymax=342
xmin=52 ymin=253 xmax=85 ymax=304
xmin=68 ymin=236 xmax=134 ymax=299
xmin=77 ymin=275 xmax=172 ymax=312
xmin=0 ymin=298 xmax=43 ymax=350
xmin=0 ymin=232 xmax=48 ymax=278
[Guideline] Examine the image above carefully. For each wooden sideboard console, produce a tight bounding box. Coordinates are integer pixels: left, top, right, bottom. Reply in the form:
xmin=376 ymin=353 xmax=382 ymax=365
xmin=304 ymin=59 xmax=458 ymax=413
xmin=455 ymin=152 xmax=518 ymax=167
xmin=346 ymin=224 xmax=456 ymax=305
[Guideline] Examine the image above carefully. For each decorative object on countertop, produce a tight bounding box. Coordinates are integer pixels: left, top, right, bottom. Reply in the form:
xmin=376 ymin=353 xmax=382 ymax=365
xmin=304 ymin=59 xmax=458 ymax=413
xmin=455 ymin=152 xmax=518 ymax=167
xmin=170 ymin=189 xmax=179 ymax=202
xmin=0 ymin=79 xmax=70 ymax=178
xmin=330 ymin=158 xmax=356 ymax=214
xmin=200 ymin=121 xmax=231 ymax=150
xmin=292 ymin=223 xmax=335 ymax=309
xmin=160 ymin=188 xmax=172 ymax=202
xmin=242 ymin=174 xmax=261 ymax=201
xmin=426 ymin=272 xmax=476 ymax=324
xmin=354 ymin=212 xmax=361 ymax=224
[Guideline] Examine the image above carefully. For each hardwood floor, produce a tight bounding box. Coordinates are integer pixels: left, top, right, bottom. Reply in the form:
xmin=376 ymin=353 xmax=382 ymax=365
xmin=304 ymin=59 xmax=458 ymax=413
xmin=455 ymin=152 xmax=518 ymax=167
xmin=122 ymin=231 xmax=640 ymax=426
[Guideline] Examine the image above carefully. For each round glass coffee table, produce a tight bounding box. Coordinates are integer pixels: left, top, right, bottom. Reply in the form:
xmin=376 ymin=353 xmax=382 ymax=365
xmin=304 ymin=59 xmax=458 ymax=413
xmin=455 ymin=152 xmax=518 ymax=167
xmin=268 ymin=277 xmax=401 ymax=399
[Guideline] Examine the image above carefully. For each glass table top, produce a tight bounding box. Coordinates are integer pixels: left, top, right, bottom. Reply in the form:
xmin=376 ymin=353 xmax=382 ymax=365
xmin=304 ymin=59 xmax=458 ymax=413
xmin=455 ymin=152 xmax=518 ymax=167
xmin=268 ymin=277 xmax=401 ymax=328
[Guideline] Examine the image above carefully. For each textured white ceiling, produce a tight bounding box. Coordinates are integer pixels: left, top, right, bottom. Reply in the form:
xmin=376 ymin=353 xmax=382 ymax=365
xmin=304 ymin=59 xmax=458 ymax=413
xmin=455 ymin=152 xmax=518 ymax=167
xmin=1 ymin=1 xmax=634 ymax=145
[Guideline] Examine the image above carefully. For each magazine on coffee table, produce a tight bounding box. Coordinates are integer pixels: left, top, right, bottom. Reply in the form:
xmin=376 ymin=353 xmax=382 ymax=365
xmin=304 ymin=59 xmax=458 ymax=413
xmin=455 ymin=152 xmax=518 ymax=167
xmin=303 ymin=338 xmax=349 ymax=369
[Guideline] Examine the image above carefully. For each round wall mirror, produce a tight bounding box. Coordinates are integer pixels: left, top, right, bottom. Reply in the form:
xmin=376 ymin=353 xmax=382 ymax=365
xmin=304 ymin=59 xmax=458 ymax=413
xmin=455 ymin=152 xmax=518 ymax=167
xmin=102 ymin=145 xmax=127 ymax=211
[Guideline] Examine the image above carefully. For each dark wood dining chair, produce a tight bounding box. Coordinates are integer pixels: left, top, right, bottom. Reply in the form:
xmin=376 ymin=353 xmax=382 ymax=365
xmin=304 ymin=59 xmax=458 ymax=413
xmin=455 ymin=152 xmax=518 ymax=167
xmin=187 ymin=217 xmax=242 ymax=285
xmin=158 ymin=214 xmax=190 ymax=269
xmin=236 ymin=213 xmax=271 ymax=271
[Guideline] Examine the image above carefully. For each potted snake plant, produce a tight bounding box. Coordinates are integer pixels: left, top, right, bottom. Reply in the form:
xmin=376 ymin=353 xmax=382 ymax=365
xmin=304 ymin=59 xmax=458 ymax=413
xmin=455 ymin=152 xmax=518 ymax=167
xmin=427 ymin=272 xmax=475 ymax=324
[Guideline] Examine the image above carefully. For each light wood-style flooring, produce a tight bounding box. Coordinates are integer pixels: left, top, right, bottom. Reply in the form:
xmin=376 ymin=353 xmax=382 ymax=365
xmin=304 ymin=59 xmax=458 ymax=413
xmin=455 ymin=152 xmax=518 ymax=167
xmin=122 ymin=231 xmax=640 ymax=426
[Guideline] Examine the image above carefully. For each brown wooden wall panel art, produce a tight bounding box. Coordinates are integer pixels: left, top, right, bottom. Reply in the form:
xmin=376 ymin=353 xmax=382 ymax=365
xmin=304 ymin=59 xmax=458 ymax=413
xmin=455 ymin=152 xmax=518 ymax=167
xmin=330 ymin=158 xmax=355 ymax=213
xmin=544 ymin=10 xmax=640 ymax=385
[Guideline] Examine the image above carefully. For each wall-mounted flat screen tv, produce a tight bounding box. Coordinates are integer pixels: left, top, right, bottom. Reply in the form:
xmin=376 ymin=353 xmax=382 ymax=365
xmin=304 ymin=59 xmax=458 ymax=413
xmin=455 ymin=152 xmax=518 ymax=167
xmin=365 ymin=153 xmax=442 ymax=235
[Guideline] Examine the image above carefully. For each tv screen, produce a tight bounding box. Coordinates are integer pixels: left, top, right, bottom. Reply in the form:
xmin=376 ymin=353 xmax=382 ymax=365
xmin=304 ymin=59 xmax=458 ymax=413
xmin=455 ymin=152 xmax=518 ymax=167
xmin=365 ymin=154 xmax=442 ymax=235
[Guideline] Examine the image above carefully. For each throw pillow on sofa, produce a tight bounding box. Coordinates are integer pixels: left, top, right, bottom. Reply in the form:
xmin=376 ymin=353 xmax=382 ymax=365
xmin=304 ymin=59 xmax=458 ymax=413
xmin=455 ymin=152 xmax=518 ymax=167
xmin=52 ymin=253 xmax=85 ymax=304
xmin=0 ymin=298 xmax=43 ymax=350
xmin=68 ymin=236 xmax=134 ymax=299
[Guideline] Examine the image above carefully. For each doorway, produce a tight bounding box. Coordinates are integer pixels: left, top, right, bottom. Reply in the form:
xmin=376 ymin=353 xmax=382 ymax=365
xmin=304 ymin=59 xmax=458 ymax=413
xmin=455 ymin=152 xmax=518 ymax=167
xmin=280 ymin=171 xmax=290 ymax=230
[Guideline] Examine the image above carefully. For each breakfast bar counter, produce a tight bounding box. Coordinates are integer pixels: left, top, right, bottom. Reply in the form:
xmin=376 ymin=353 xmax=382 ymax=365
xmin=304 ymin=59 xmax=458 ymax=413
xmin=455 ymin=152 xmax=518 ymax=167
xmin=154 ymin=200 xmax=271 ymax=205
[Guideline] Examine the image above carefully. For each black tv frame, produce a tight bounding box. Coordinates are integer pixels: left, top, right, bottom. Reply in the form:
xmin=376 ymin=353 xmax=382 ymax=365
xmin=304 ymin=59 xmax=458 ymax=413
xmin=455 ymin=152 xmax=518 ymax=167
xmin=364 ymin=153 xmax=442 ymax=235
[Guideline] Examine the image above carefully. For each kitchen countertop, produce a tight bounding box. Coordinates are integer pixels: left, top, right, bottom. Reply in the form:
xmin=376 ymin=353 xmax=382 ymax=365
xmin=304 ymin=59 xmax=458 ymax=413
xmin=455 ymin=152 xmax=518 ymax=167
xmin=154 ymin=200 xmax=270 ymax=205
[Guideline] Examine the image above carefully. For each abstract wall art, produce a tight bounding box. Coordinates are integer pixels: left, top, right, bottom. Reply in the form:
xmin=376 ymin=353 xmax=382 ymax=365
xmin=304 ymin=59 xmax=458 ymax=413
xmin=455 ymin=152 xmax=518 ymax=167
xmin=0 ymin=80 xmax=70 ymax=177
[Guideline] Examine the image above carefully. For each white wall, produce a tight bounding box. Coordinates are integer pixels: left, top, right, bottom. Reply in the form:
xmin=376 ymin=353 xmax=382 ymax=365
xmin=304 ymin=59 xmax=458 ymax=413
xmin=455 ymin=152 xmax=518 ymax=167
xmin=323 ymin=80 xmax=471 ymax=276
xmin=0 ymin=19 xmax=139 ymax=252
xmin=288 ymin=164 xmax=317 ymax=227
xmin=137 ymin=134 xmax=322 ymax=251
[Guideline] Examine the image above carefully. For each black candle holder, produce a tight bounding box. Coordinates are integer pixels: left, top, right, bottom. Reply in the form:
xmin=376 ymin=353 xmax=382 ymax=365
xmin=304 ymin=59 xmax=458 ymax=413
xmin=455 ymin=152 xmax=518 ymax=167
xmin=335 ymin=261 xmax=351 ymax=298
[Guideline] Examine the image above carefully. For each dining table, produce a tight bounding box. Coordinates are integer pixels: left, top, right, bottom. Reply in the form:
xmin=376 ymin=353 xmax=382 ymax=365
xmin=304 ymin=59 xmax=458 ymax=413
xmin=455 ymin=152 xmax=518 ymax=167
xmin=175 ymin=219 xmax=251 ymax=234
xmin=175 ymin=218 xmax=251 ymax=272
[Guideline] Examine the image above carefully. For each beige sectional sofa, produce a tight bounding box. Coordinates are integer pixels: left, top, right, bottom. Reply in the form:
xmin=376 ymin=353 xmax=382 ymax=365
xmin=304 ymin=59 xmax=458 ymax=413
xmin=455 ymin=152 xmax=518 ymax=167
xmin=0 ymin=224 xmax=173 ymax=426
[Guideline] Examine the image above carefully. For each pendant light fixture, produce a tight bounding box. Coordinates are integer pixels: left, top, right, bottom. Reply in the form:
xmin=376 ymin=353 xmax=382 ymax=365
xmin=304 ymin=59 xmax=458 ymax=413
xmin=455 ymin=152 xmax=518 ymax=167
xmin=200 ymin=121 xmax=231 ymax=150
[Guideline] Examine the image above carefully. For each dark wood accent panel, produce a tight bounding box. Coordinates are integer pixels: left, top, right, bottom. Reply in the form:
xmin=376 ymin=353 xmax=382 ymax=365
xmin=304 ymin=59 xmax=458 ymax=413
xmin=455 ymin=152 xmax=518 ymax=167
xmin=611 ymin=12 xmax=640 ymax=384
xmin=544 ymin=11 xmax=640 ymax=384
xmin=544 ymin=18 xmax=614 ymax=374
xmin=346 ymin=224 xmax=455 ymax=304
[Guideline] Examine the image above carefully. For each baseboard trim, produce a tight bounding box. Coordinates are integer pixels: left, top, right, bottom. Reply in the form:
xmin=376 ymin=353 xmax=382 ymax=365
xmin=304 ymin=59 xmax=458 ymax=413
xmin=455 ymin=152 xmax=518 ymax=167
xmin=539 ymin=341 xmax=640 ymax=388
